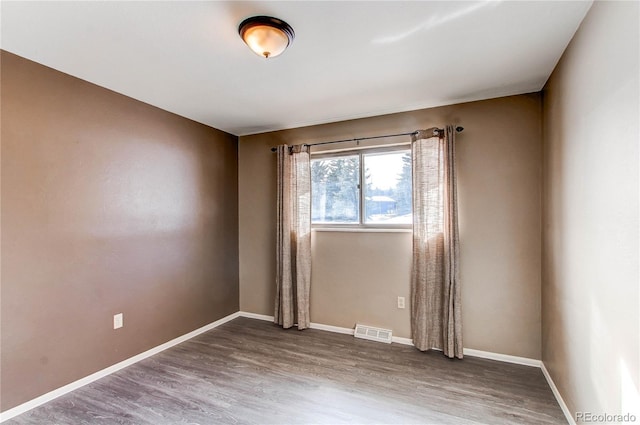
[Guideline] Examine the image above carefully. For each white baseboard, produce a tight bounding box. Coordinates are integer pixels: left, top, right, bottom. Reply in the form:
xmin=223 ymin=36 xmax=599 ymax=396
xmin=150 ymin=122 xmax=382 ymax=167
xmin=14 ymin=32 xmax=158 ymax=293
xmin=237 ymin=311 xmax=274 ymax=322
xmin=0 ymin=311 xmax=241 ymax=423
xmin=310 ymin=322 xmax=354 ymax=335
xmin=238 ymin=312 xmax=356 ymax=336
xmin=541 ymin=362 xmax=575 ymax=425
xmin=237 ymin=312 xmax=541 ymax=367
xmin=462 ymin=348 xmax=541 ymax=367
xmin=391 ymin=336 xmax=413 ymax=345
xmin=238 ymin=312 xmax=356 ymax=335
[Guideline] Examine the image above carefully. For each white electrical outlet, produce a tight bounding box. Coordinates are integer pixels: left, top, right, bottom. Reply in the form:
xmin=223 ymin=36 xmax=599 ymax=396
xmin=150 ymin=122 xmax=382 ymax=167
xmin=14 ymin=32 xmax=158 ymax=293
xmin=397 ymin=296 xmax=405 ymax=309
xmin=113 ymin=313 xmax=123 ymax=329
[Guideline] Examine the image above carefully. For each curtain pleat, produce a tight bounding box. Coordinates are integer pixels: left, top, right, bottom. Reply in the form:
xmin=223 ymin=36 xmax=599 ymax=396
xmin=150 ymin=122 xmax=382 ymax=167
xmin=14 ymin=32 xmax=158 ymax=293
xmin=411 ymin=125 xmax=462 ymax=358
xmin=275 ymin=144 xmax=312 ymax=330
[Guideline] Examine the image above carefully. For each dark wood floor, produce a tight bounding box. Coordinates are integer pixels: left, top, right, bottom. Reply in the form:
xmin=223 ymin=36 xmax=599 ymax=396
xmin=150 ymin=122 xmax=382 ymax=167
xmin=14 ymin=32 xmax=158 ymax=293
xmin=8 ymin=317 xmax=566 ymax=424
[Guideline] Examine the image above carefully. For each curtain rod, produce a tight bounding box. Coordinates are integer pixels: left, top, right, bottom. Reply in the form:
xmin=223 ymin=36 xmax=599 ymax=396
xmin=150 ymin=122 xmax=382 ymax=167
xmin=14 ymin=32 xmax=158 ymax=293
xmin=270 ymin=126 xmax=464 ymax=152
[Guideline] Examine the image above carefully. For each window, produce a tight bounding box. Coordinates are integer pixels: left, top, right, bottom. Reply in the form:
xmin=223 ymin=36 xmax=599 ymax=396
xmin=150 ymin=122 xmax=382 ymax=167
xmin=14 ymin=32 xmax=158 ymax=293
xmin=311 ymin=148 xmax=412 ymax=227
xmin=311 ymin=154 xmax=360 ymax=224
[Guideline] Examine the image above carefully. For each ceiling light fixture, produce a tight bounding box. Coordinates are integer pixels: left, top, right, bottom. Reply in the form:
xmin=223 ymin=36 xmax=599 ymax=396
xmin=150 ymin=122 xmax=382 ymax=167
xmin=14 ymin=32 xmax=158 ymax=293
xmin=238 ymin=16 xmax=295 ymax=59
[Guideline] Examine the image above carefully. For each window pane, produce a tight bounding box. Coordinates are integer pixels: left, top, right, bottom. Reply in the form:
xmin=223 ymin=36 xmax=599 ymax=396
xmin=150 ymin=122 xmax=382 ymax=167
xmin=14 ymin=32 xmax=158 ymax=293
xmin=311 ymin=155 xmax=360 ymax=224
xmin=364 ymin=151 xmax=412 ymax=224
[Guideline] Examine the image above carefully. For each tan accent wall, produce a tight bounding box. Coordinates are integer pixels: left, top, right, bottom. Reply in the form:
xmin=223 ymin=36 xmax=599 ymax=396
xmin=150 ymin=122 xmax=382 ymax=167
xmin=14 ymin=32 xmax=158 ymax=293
xmin=0 ymin=51 xmax=239 ymax=411
xmin=542 ymin=1 xmax=639 ymax=418
xmin=239 ymin=93 xmax=542 ymax=359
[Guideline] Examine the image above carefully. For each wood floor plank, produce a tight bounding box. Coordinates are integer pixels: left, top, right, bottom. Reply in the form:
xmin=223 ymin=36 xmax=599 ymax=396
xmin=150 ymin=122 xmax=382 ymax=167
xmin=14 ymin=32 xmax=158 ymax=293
xmin=7 ymin=317 xmax=566 ymax=424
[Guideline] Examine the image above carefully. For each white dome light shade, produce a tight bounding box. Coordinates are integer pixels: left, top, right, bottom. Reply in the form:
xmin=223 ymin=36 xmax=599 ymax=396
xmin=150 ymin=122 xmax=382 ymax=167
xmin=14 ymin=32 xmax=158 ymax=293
xmin=239 ymin=16 xmax=294 ymax=59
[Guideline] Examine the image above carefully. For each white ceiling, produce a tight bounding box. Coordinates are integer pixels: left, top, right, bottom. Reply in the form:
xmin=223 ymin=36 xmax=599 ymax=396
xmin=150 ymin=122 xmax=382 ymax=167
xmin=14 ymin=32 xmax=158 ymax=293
xmin=1 ymin=1 xmax=592 ymax=136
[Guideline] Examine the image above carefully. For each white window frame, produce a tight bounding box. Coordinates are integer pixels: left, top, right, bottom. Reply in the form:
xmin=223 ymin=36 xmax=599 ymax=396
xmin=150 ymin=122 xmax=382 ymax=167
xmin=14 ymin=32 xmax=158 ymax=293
xmin=311 ymin=145 xmax=412 ymax=230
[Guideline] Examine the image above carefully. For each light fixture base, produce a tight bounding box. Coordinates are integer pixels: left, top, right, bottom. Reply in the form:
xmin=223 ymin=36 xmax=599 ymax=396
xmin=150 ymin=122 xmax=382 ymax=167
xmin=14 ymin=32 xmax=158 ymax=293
xmin=238 ymin=16 xmax=295 ymax=59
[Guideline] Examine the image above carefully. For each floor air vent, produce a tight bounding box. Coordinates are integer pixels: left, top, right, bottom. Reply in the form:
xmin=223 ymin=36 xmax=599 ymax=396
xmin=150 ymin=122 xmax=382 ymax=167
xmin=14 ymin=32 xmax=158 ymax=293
xmin=354 ymin=324 xmax=393 ymax=344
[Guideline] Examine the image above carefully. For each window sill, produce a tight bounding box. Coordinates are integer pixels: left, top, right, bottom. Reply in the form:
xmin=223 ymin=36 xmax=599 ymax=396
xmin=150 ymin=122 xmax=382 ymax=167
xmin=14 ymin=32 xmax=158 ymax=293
xmin=312 ymin=227 xmax=412 ymax=233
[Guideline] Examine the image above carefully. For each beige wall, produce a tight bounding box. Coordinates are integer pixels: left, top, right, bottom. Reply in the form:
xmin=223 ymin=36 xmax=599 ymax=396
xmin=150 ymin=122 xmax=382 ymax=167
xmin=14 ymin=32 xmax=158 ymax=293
xmin=541 ymin=1 xmax=639 ymax=419
xmin=239 ymin=93 xmax=543 ymax=359
xmin=0 ymin=51 xmax=239 ymax=411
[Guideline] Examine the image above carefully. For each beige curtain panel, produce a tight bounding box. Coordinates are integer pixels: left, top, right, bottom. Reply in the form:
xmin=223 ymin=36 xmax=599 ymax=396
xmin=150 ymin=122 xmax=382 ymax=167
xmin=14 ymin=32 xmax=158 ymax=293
xmin=410 ymin=125 xmax=462 ymax=359
xmin=274 ymin=144 xmax=312 ymax=330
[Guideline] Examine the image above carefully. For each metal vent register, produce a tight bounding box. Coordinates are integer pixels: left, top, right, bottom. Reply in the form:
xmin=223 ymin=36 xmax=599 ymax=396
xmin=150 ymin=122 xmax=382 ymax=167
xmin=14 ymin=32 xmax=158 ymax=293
xmin=354 ymin=324 xmax=393 ymax=344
